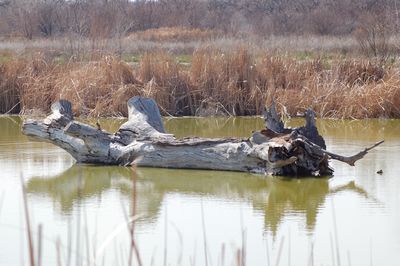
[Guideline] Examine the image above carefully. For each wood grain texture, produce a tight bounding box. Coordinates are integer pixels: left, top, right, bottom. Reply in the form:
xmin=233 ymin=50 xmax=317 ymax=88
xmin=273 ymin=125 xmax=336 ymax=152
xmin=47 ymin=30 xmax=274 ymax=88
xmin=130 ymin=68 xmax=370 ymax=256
xmin=22 ymin=96 xmax=383 ymax=176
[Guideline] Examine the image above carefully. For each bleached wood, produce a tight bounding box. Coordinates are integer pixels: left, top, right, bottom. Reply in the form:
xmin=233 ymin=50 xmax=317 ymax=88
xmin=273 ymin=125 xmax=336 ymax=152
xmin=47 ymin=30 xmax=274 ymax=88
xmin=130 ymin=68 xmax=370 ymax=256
xmin=22 ymin=96 xmax=383 ymax=176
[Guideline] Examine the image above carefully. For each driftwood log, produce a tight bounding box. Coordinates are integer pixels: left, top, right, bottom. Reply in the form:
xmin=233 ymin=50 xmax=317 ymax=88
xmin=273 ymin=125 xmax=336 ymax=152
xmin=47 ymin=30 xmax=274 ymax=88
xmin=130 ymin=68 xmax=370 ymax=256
xmin=22 ymin=96 xmax=384 ymax=176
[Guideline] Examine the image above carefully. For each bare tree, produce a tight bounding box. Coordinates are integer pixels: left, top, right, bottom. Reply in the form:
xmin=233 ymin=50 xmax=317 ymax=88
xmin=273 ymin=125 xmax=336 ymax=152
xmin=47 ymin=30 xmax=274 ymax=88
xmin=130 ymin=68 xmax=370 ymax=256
xmin=0 ymin=0 xmax=397 ymax=40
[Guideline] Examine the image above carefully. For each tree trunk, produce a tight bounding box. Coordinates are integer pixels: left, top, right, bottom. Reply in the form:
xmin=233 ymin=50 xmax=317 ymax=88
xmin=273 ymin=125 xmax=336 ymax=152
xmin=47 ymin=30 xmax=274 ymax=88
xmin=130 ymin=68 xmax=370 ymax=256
xmin=22 ymin=96 xmax=383 ymax=176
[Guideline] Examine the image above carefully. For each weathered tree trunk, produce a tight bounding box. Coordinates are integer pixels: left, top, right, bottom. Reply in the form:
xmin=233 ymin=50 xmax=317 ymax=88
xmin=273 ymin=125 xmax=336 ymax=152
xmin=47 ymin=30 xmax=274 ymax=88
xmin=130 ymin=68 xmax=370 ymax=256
xmin=22 ymin=96 xmax=383 ymax=176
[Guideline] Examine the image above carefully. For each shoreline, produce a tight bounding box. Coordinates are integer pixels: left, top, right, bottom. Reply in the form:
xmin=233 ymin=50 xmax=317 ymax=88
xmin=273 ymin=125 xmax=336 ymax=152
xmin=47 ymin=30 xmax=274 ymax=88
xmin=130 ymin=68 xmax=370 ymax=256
xmin=3 ymin=114 xmax=399 ymax=121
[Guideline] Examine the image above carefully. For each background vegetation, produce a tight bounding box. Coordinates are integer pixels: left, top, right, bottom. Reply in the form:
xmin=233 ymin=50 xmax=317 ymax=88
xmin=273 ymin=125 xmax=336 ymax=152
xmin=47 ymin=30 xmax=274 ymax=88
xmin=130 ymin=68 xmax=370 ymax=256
xmin=0 ymin=0 xmax=399 ymax=118
xmin=0 ymin=0 xmax=398 ymax=40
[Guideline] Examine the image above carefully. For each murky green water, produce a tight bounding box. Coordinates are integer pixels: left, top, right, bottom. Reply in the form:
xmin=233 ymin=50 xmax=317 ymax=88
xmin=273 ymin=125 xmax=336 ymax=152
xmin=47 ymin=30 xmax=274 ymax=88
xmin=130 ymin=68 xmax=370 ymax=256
xmin=0 ymin=116 xmax=399 ymax=266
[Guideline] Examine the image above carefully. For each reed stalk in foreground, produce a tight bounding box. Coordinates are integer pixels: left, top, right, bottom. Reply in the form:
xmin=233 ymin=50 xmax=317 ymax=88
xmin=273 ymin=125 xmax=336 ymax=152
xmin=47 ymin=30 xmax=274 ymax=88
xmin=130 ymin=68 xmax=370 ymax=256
xmin=20 ymin=174 xmax=35 ymax=266
xmin=128 ymin=167 xmax=142 ymax=266
xmin=0 ymin=191 xmax=5 ymax=218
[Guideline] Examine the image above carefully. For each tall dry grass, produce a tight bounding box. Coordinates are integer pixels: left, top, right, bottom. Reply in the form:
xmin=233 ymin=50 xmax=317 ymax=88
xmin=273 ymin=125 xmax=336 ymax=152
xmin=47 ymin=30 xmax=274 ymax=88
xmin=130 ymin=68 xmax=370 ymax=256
xmin=1 ymin=48 xmax=399 ymax=118
xmin=0 ymin=56 xmax=23 ymax=114
xmin=1 ymin=54 xmax=143 ymax=116
xmin=191 ymin=47 xmax=262 ymax=115
xmin=139 ymin=51 xmax=192 ymax=115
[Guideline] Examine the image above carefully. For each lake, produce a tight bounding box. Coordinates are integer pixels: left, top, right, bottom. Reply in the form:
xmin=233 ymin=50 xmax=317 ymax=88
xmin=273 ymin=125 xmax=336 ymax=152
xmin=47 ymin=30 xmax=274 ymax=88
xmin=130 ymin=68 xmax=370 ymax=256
xmin=0 ymin=116 xmax=399 ymax=266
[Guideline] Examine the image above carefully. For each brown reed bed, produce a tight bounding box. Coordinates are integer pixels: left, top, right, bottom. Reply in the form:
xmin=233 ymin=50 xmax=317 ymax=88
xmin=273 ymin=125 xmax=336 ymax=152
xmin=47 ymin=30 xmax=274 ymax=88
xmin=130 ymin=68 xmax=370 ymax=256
xmin=0 ymin=48 xmax=399 ymax=119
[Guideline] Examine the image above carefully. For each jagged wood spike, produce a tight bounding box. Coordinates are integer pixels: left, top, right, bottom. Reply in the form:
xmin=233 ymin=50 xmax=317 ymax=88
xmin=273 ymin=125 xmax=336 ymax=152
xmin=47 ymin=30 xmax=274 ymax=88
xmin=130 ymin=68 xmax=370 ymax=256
xmin=263 ymin=99 xmax=285 ymax=133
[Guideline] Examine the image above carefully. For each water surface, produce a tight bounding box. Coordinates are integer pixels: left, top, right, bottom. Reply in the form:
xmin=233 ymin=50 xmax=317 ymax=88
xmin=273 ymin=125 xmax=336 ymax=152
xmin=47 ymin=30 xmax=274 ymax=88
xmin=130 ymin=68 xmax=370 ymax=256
xmin=0 ymin=116 xmax=399 ymax=266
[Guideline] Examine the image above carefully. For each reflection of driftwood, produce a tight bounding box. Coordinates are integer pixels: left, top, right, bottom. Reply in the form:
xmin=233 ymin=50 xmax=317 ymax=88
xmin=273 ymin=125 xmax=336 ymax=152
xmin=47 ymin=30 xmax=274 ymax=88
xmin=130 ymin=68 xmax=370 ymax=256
xmin=26 ymin=165 xmax=373 ymax=233
xmin=22 ymin=97 xmax=383 ymax=176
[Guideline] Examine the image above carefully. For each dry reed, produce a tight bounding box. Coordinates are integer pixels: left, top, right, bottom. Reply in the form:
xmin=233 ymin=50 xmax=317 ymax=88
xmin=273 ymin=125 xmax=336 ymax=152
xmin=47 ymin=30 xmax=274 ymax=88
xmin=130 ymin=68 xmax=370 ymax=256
xmin=0 ymin=55 xmax=23 ymax=113
xmin=1 ymin=48 xmax=399 ymax=118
